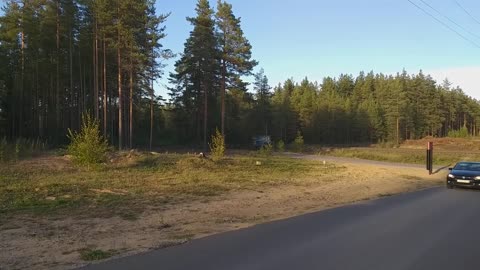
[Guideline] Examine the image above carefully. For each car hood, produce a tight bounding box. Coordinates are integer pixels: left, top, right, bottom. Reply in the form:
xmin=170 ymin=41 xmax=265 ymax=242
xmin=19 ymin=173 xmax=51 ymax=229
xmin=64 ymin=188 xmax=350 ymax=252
xmin=451 ymin=170 xmax=480 ymax=177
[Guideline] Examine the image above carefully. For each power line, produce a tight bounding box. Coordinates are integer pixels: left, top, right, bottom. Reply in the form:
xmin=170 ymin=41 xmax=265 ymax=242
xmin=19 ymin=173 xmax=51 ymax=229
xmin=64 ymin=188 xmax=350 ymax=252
xmin=454 ymin=0 xmax=480 ymax=26
xmin=406 ymin=0 xmax=480 ymax=48
xmin=419 ymin=0 xmax=480 ymax=40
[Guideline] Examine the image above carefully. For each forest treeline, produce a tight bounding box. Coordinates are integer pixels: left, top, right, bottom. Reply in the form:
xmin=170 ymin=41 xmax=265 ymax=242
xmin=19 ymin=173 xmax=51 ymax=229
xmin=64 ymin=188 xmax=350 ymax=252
xmin=1 ymin=0 xmax=480 ymax=150
xmin=0 ymin=0 xmax=170 ymax=149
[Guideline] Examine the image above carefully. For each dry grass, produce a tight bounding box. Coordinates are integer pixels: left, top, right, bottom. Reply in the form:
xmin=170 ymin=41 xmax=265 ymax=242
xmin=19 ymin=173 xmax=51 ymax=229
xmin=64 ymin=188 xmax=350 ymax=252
xmin=0 ymin=152 xmax=341 ymax=216
xmin=325 ymin=147 xmax=480 ymax=166
xmin=401 ymin=136 xmax=480 ymax=151
xmin=0 ymin=151 xmax=445 ymax=270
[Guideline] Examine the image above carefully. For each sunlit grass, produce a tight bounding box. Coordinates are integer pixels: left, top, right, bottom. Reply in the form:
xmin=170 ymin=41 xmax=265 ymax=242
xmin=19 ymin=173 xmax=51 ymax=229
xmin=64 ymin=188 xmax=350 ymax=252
xmin=326 ymin=148 xmax=480 ymax=166
xmin=0 ymin=152 xmax=342 ymax=216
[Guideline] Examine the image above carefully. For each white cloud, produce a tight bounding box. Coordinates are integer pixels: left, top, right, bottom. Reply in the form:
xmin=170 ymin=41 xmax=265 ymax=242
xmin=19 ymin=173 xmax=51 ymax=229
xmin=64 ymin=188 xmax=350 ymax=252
xmin=426 ymin=66 xmax=480 ymax=100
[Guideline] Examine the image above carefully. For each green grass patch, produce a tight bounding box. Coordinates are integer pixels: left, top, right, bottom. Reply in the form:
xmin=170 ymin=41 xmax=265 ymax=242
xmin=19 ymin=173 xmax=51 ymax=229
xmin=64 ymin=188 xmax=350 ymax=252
xmin=79 ymin=248 xmax=114 ymax=261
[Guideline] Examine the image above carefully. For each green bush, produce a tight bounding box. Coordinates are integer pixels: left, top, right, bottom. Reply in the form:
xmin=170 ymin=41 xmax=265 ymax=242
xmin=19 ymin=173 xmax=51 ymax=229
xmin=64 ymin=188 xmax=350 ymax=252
xmin=448 ymin=127 xmax=469 ymax=138
xmin=67 ymin=113 xmax=109 ymax=167
xmin=209 ymin=128 xmax=225 ymax=161
xmin=258 ymin=143 xmax=273 ymax=157
xmin=292 ymin=132 xmax=304 ymax=153
xmin=276 ymin=140 xmax=285 ymax=152
xmin=14 ymin=140 xmax=21 ymax=161
xmin=0 ymin=137 xmax=7 ymax=162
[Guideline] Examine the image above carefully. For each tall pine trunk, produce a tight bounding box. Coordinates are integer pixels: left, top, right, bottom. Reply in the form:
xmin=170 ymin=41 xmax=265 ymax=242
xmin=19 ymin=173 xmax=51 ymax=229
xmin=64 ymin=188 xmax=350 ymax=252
xmin=55 ymin=0 xmax=60 ymax=143
xmin=117 ymin=35 xmax=123 ymax=150
xmin=35 ymin=58 xmax=40 ymax=138
xmin=129 ymin=57 xmax=133 ymax=149
xmin=78 ymin=51 xmax=83 ymax=128
xmin=203 ymin=82 xmax=208 ymax=152
xmin=19 ymin=28 xmax=25 ymax=138
xmin=103 ymin=37 xmax=107 ymax=136
xmin=149 ymin=55 xmax=154 ymax=150
xmin=221 ymin=60 xmax=226 ymax=136
xmin=69 ymin=28 xmax=74 ymax=132
xmin=94 ymin=19 xmax=99 ymax=120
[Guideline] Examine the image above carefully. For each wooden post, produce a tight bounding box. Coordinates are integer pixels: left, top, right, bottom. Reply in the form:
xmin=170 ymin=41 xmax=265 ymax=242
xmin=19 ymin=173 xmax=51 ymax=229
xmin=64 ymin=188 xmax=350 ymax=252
xmin=427 ymin=142 xmax=433 ymax=175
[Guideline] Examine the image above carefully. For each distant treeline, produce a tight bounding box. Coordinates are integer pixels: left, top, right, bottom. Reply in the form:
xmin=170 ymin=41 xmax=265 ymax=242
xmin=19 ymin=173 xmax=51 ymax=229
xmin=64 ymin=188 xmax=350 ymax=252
xmin=171 ymin=68 xmax=480 ymax=146
xmin=1 ymin=0 xmax=479 ymax=149
xmin=256 ymin=71 xmax=479 ymax=145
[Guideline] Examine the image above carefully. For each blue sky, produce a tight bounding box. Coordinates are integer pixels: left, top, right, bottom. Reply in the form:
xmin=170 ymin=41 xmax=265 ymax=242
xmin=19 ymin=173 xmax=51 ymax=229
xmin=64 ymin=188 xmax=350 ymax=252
xmin=156 ymin=0 xmax=480 ymax=99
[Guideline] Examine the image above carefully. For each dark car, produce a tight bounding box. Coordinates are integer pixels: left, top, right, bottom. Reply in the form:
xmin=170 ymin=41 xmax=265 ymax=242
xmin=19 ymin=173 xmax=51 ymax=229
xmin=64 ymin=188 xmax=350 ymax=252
xmin=446 ymin=162 xmax=480 ymax=189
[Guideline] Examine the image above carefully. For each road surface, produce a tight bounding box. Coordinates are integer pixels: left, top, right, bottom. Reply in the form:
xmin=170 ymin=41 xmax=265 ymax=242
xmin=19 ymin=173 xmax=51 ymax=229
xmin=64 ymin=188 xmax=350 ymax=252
xmin=81 ymin=187 xmax=480 ymax=270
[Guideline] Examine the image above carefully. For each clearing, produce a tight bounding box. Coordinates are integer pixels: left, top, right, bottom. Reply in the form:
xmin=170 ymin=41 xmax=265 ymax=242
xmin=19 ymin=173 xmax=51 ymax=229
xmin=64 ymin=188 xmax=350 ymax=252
xmin=0 ymin=151 xmax=444 ymax=270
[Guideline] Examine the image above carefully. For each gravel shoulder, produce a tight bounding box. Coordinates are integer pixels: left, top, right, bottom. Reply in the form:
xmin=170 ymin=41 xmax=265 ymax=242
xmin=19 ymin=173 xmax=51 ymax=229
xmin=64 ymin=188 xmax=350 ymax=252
xmin=283 ymin=152 xmax=449 ymax=170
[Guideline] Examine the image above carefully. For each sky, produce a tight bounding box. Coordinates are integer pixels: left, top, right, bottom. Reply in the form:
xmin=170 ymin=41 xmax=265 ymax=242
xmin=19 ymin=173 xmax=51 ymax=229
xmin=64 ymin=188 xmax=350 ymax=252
xmin=156 ymin=0 xmax=480 ymax=99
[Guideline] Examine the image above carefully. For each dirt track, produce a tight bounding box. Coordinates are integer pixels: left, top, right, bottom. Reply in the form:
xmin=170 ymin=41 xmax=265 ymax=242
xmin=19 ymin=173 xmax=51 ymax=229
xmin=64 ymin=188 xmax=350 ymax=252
xmin=284 ymin=152 xmax=450 ymax=171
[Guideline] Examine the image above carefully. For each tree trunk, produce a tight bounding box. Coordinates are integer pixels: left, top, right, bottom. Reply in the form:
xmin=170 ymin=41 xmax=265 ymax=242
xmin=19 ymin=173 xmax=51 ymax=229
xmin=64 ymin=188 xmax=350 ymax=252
xmin=103 ymin=37 xmax=107 ymax=136
xmin=117 ymin=40 xmax=123 ymax=150
xmin=129 ymin=58 xmax=133 ymax=149
xmin=396 ymin=117 xmax=400 ymax=145
xmin=69 ymin=28 xmax=74 ymax=132
xmin=149 ymin=54 xmax=154 ymax=150
xmin=203 ymin=82 xmax=208 ymax=152
xmin=78 ymin=51 xmax=83 ymax=128
xmin=19 ymin=29 xmax=25 ymax=138
xmin=221 ymin=60 xmax=226 ymax=136
xmin=94 ymin=18 xmax=99 ymax=120
xmin=55 ymin=0 xmax=61 ymax=143
xmin=34 ymin=55 xmax=39 ymax=138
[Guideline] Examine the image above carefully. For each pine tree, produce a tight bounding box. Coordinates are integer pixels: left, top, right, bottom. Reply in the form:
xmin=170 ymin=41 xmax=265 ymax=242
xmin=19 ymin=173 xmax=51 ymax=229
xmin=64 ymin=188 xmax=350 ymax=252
xmin=169 ymin=0 xmax=219 ymax=151
xmin=252 ymin=68 xmax=271 ymax=135
xmin=216 ymin=0 xmax=256 ymax=136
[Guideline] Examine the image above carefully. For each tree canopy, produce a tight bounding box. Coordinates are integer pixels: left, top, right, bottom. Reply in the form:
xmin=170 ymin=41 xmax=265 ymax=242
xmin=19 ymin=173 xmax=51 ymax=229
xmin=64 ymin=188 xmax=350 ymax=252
xmin=1 ymin=0 xmax=479 ymax=148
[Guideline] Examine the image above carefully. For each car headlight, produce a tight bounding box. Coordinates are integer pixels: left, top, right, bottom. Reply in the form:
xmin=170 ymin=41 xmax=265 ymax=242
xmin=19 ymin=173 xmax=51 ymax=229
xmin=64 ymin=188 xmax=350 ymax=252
xmin=448 ymin=174 xmax=455 ymax=178
xmin=475 ymin=176 xmax=480 ymax=180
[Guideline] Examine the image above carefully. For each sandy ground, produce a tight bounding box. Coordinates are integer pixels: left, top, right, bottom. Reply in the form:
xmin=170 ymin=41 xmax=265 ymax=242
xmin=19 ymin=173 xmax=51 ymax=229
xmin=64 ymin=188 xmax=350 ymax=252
xmin=0 ymin=160 xmax=445 ymax=270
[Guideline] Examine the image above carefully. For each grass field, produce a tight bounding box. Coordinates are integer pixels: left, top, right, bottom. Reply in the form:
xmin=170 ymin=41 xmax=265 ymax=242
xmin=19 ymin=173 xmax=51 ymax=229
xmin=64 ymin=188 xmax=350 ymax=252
xmin=0 ymin=151 xmax=339 ymax=217
xmin=325 ymin=147 xmax=480 ymax=166
xmin=1 ymin=150 xmax=445 ymax=270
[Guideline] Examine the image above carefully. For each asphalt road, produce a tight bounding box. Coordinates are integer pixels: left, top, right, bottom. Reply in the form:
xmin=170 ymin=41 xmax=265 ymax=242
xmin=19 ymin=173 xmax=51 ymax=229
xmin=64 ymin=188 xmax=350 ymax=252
xmin=81 ymin=186 xmax=480 ymax=270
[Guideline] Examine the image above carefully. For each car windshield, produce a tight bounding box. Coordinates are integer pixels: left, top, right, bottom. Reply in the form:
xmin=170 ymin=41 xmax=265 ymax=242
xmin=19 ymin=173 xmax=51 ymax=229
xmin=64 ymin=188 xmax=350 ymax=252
xmin=454 ymin=163 xmax=480 ymax=171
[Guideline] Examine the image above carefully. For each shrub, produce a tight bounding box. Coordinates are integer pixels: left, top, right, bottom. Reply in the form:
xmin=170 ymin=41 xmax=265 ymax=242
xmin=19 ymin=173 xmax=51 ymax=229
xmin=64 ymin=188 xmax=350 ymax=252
xmin=258 ymin=143 xmax=273 ymax=157
xmin=0 ymin=137 xmax=7 ymax=162
xmin=448 ymin=127 xmax=469 ymax=138
xmin=292 ymin=131 xmax=304 ymax=153
xmin=14 ymin=140 xmax=21 ymax=161
xmin=67 ymin=113 xmax=109 ymax=167
xmin=276 ymin=140 xmax=285 ymax=152
xmin=209 ymin=128 xmax=225 ymax=161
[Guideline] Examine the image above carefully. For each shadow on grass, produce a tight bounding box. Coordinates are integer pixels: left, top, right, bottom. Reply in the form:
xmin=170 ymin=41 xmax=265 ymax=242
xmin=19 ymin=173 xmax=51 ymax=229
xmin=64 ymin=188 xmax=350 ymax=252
xmin=433 ymin=164 xmax=452 ymax=175
xmin=131 ymin=155 xmax=180 ymax=169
